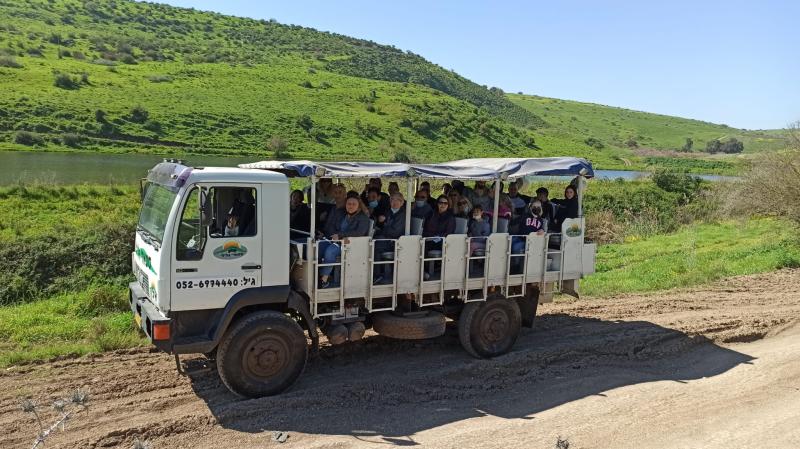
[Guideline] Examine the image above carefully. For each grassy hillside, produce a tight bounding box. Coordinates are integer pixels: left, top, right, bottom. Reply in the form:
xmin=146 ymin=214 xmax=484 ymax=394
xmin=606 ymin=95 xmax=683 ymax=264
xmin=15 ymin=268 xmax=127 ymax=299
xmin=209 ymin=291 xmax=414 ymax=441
xmin=0 ymin=0 xmax=789 ymax=172
xmin=510 ymin=94 xmax=787 ymax=173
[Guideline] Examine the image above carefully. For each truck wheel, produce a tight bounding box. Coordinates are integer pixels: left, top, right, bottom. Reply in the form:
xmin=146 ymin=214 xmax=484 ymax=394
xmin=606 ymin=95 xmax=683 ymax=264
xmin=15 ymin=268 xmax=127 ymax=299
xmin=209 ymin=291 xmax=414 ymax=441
xmin=458 ymin=298 xmax=521 ymax=358
xmin=216 ymin=311 xmax=307 ymax=398
xmin=372 ymin=311 xmax=446 ymax=340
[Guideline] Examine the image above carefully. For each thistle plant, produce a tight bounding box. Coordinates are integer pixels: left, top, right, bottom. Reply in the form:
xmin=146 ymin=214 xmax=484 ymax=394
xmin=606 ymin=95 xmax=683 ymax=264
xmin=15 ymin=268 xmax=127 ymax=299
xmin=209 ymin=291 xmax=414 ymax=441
xmin=22 ymin=389 xmax=90 ymax=449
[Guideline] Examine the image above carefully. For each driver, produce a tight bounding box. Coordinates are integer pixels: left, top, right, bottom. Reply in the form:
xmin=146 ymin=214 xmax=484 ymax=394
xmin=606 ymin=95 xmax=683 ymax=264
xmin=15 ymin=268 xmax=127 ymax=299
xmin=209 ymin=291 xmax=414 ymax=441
xmin=224 ymin=211 xmax=240 ymax=237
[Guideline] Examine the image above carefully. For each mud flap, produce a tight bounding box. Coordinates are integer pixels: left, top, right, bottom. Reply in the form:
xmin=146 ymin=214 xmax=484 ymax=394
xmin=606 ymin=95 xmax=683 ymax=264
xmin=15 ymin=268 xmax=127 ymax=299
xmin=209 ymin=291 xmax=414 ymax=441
xmin=287 ymin=290 xmax=320 ymax=353
xmin=517 ymin=287 xmax=540 ymax=328
xmin=562 ymin=279 xmax=580 ymax=299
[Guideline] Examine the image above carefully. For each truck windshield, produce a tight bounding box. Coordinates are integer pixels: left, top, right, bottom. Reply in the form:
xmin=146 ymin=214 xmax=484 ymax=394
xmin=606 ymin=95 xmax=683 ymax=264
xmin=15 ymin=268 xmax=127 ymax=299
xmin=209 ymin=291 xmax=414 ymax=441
xmin=138 ymin=183 xmax=178 ymax=245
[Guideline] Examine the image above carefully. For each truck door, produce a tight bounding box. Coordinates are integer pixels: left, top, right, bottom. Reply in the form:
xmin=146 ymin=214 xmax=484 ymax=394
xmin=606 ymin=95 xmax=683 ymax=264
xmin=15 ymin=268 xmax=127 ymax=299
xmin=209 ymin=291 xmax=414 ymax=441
xmin=171 ymin=183 xmax=262 ymax=311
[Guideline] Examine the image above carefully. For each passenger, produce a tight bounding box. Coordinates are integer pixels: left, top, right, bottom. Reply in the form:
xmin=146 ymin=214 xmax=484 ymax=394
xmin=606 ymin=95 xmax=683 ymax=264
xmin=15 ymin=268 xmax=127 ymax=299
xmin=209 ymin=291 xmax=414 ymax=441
xmin=469 ymin=182 xmax=492 ymax=212
xmin=313 ymin=177 xmax=336 ymax=204
xmin=468 ymin=205 xmax=490 ymax=254
xmin=487 ymin=193 xmax=513 ymax=220
xmin=411 ymin=190 xmax=433 ymax=221
xmin=451 ymin=179 xmax=468 ymax=197
xmin=387 ymin=181 xmax=400 ymax=196
xmin=535 ymin=187 xmax=556 ymax=225
xmin=366 ymin=186 xmax=388 ymax=220
xmin=423 ymin=195 xmax=456 ymax=240
xmin=224 ymin=211 xmax=240 ymax=237
xmin=420 ymin=181 xmax=437 ymax=208
xmin=507 ymin=182 xmax=531 ymax=216
xmin=511 ymin=200 xmax=546 ymax=253
xmin=373 ymin=193 xmax=407 ymax=283
xmin=441 ymin=183 xmax=452 ymax=197
xmin=361 ymin=178 xmax=390 ymax=209
xmin=318 ymin=192 xmax=371 ymax=288
xmin=289 ymin=189 xmax=310 ymax=239
xmin=452 ymin=195 xmax=473 ymax=219
xmin=552 ymin=185 xmax=579 ymax=231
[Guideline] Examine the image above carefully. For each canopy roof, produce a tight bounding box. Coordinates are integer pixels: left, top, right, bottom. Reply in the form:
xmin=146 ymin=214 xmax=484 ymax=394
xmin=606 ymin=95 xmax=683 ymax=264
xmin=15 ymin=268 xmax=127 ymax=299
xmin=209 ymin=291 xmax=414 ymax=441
xmin=239 ymin=157 xmax=594 ymax=180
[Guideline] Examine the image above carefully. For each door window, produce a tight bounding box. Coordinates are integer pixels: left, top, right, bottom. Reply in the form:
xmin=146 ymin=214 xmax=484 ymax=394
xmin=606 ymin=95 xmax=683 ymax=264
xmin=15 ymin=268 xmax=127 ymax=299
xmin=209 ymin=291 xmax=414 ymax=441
xmin=176 ymin=186 xmax=207 ymax=261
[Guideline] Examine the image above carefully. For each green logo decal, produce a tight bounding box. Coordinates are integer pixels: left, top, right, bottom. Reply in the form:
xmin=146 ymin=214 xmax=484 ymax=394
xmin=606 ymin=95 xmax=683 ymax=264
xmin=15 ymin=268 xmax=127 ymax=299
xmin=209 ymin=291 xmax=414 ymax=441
xmin=565 ymin=223 xmax=582 ymax=237
xmin=135 ymin=247 xmax=156 ymax=274
xmin=213 ymin=241 xmax=248 ymax=260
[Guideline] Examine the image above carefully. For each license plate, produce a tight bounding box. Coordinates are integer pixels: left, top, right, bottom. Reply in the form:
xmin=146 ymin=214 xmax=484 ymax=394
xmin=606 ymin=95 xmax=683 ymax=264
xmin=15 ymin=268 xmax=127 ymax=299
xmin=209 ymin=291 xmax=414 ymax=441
xmin=134 ymin=313 xmax=142 ymax=327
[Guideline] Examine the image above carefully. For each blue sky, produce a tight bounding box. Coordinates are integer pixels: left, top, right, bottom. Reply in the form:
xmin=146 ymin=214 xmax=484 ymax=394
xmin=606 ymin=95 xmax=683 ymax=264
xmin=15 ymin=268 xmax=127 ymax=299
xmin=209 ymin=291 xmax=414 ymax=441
xmin=162 ymin=0 xmax=799 ymax=130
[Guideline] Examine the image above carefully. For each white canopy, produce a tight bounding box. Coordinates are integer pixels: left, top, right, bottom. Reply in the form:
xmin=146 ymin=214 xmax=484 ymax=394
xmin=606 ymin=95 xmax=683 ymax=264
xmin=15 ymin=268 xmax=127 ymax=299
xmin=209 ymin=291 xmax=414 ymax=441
xmin=239 ymin=157 xmax=594 ymax=180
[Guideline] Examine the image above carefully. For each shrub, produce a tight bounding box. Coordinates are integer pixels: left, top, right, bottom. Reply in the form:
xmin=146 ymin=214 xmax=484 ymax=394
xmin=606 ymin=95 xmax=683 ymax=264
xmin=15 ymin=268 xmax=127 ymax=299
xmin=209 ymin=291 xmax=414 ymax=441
xmin=61 ymin=133 xmax=84 ymax=148
xmin=681 ymin=137 xmax=693 ymax=152
xmin=625 ymin=137 xmax=638 ymax=148
xmin=584 ymin=137 xmax=604 ymax=149
xmin=0 ymin=56 xmax=23 ymax=68
xmin=80 ymin=72 xmax=90 ymax=84
xmin=296 ymin=114 xmax=313 ymax=132
xmin=129 ymin=105 xmax=149 ymax=123
xmin=266 ymin=136 xmax=290 ymax=158
xmin=14 ymin=131 xmax=44 ymax=146
xmin=320 ymin=81 xmax=332 ymax=89
xmin=651 ymin=169 xmax=703 ymax=202
xmin=120 ymin=53 xmax=137 ymax=64
xmin=72 ymin=50 xmax=86 ymax=60
xmin=95 ymin=109 xmax=107 ymax=122
xmin=299 ymin=80 xmax=313 ymax=88
xmin=147 ymin=74 xmax=173 ymax=83
xmin=142 ymin=120 xmax=162 ymax=133
xmin=54 ymin=73 xmax=80 ymax=90
xmin=78 ymin=285 xmax=127 ymax=317
xmin=726 ymin=150 xmax=800 ymax=224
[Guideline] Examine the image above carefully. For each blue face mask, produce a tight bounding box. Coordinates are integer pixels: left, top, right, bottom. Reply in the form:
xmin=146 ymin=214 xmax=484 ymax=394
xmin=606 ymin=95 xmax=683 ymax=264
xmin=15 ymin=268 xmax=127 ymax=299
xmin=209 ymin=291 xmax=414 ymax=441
xmin=391 ymin=207 xmax=400 ymax=214
xmin=415 ymin=200 xmax=426 ymax=208
xmin=369 ymin=200 xmax=378 ymax=208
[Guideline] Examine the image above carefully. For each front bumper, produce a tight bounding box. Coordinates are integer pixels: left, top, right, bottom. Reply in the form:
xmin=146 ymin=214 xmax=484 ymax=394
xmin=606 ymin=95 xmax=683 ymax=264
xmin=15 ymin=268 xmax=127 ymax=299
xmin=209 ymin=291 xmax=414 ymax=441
xmin=129 ymin=282 xmax=172 ymax=352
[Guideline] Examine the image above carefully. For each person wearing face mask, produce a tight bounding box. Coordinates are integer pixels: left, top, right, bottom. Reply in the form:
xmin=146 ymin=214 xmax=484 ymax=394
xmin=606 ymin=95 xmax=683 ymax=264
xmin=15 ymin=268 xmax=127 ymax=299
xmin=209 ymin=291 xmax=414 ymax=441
xmin=223 ymin=211 xmax=240 ymax=237
xmin=366 ymin=186 xmax=388 ymax=221
xmin=511 ymin=200 xmax=546 ymax=273
xmin=467 ymin=204 xmax=490 ymax=252
xmin=469 ymin=182 xmax=492 ymax=212
xmin=372 ymin=193 xmax=407 ymax=283
xmin=411 ymin=189 xmax=433 ymax=221
xmin=318 ymin=192 xmax=371 ymax=288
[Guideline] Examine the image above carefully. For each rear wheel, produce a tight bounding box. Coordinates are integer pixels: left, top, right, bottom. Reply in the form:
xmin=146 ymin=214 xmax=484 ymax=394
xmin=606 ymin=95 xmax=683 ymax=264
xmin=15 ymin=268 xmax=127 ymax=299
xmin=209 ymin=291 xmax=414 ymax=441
xmin=217 ymin=311 xmax=307 ymax=398
xmin=458 ymin=298 xmax=521 ymax=358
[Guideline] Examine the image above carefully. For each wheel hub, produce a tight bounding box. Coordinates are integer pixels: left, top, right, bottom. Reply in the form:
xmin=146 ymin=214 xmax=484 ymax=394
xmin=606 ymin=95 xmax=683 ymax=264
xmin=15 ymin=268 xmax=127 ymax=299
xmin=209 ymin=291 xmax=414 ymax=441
xmin=245 ymin=336 xmax=289 ymax=378
xmin=480 ymin=309 xmax=510 ymax=342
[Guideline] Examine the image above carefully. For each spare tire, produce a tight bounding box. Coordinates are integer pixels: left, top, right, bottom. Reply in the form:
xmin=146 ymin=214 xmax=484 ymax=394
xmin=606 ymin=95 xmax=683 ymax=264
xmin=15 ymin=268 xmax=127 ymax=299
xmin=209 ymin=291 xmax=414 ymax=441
xmin=372 ymin=311 xmax=446 ymax=340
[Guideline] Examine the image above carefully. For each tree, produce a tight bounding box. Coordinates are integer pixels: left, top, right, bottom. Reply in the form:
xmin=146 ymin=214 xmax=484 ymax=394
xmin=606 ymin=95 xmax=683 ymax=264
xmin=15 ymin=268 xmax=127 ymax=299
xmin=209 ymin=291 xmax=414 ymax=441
xmin=129 ymin=105 xmax=149 ymax=123
xmin=720 ymin=138 xmax=743 ymax=154
xmin=787 ymin=121 xmax=800 ymax=150
xmin=705 ymin=139 xmax=722 ymax=153
xmin=681 ymin=137 xmax=693 ymax=152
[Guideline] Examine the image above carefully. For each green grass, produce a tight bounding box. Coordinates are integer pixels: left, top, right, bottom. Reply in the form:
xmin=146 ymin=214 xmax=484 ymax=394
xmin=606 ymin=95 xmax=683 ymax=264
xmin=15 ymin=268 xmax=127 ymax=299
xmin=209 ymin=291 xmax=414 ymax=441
xmin=0 ymin=286 xmax=144 ymax=367
xmin=0 ymin=0 xmax=790 ymax=173
xmin=509 ymin=94 xmax=787 ymax=173
xmin=583 ymin=218 xmax=800 ymax=296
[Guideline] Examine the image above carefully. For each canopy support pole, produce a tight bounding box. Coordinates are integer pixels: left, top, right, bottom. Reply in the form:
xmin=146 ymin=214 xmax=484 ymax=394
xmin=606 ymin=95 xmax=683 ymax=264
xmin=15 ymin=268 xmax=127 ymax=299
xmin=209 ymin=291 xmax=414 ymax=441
xmin=405 ymin=178 xmax=413 ymax=235
xmin=309 ymin=175 xmax=317 ymax=238
xmin=492 ymin=177 xmax=501 ymax=232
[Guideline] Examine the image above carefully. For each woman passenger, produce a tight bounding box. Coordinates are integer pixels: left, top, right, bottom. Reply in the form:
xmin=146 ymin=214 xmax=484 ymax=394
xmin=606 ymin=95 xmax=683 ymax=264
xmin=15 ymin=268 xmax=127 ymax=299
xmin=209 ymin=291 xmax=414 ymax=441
xmin=552 ymin=185 xmax=579 ymax=231
xmin=318 ymin=192 xmax=371 ymax=288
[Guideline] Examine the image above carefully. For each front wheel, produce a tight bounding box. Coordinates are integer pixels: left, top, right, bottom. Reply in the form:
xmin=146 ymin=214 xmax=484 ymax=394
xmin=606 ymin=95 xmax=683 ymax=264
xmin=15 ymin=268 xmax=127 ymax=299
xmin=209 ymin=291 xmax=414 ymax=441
xmin=458 ymin=298 xmax=521 ymax=358
xmin=217 ymin=311 xmax=307 ymax=398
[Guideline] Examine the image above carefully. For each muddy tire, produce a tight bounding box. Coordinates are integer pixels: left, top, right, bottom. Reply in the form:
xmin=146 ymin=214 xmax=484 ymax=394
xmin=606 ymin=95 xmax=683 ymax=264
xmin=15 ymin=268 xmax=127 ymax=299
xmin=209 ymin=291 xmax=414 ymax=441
xmin=458 ymin=298 xmax=521 ymax=358
xmin=372 ymin=311 xmax=446 ymax=340
xmin=216 ymin=311 xmax=307 ymax=398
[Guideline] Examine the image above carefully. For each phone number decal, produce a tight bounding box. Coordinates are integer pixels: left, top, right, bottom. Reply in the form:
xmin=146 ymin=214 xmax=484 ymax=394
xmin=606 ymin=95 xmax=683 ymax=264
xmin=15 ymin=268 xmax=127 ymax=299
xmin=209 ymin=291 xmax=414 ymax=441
xmin=175 ymin=277 xmax=257 ymax=289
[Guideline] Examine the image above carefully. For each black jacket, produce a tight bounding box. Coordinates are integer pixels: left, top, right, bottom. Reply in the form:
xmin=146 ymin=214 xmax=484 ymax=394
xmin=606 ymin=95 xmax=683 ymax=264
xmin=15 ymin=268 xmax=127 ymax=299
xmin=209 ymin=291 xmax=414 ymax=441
xmin=423 ymin=209 xmax=455 ymax=238
xmin=552 ymin=197 xmax=579 ymax=231
xmin=289 ymin=203 xmax=311 ymax=239
xmin=374 ymin=206 xmax=406 ymax=240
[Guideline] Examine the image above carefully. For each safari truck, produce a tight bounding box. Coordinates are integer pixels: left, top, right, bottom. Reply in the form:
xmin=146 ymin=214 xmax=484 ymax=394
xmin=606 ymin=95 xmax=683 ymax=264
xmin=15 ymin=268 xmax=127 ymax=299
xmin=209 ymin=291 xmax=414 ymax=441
xmin=129 ymin=157 xmax=596 ymax=398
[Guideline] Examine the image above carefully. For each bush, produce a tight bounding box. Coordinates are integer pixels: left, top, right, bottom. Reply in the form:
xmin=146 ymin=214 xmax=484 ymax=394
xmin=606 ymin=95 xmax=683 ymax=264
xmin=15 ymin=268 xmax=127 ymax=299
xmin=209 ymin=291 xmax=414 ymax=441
xmin=584 ymin=137 xmax=604 ymax=149
xmin=726 ymin=150 xmax=800 ymax=224
xmin=95 ymin=109 xmax=107 ymax=122
xmin=266 ymin=136 xmax=290 ymax=158
xmin=120 ymin=53 xmax=137 ymax=64
xmin=54 ymin=73 xmax=80 ymax=90
xmin=143 ymin=120 xmax=162 ymax=133
xmin=296 ymin=114 xmax=313 ymax=132
xmin=681 ymin=137 xmax=693 ymax=152
xmin=0 ymin=56 xmax=22 ymax=68
xmin=651 ymin=169 xmax=703 ymax=201
xmin=72 ymin=50 xmax=86 ymax=60
xmin=14 ymin=131 xmax=44 ymax=146
xmin=299 ymin=80 xmax=313 ymax=88
xmin=147 ymin=74 xmax=173 ymax=83
xmin=129 ymin=105 xmax=149 ymax=123
xmin=77 ymin=285 xmax=127 ymax=317
xmin=61 ymin=133 xmax=85 ymax=148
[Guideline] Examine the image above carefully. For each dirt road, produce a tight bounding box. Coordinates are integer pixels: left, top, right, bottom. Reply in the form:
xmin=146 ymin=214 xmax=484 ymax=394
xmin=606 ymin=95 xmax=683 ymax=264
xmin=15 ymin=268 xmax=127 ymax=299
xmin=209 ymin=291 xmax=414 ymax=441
xmin=2 ymin=269 xmax=799 ymax=449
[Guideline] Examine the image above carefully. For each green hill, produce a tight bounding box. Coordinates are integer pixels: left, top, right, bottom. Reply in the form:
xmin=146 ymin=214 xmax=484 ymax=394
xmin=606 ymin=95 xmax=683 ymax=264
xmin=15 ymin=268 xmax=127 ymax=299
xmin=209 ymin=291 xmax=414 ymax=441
xmin=0 ymin=0 xmax=789 ymax=172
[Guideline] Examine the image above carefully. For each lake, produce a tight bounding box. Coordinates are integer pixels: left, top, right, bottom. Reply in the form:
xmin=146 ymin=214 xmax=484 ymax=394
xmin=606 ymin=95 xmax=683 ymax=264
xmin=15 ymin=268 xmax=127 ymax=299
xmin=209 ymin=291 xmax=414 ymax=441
xmin=0 ymin=151 xmax=736 ymax=184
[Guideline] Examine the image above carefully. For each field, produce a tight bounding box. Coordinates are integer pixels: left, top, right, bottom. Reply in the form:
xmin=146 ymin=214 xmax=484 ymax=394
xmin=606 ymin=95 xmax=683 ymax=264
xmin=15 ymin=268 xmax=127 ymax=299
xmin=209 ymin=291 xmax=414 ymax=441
xmin=0 ymin=181 xmax=797 ymax=367
xmin=0 ymin=0 xmax=790 ymax=173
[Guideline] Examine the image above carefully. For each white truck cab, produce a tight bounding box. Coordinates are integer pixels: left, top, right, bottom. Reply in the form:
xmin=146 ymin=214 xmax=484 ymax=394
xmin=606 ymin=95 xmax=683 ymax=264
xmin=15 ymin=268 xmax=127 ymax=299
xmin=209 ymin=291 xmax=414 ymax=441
xmin=130 ymin=157 xmax=596 ymax=398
